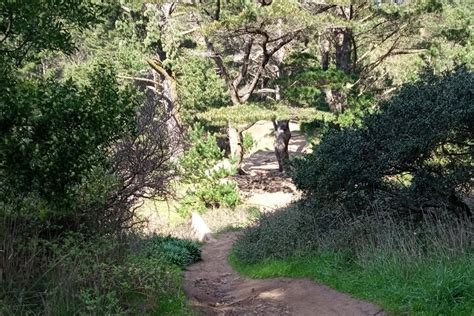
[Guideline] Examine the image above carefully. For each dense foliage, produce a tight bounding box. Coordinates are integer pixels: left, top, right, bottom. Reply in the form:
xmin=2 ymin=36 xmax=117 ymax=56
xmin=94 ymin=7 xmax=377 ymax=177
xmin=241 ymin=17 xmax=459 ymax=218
xmin=1 ymin=66 xmax=136 ymax=224
xmin=0 ymin=0 xmax=103 ymax=65
xmin=293 ymin=66 xmax=473 ymax=218
xmin=233 ymin=67 xmax=473 ymax=314
xmin=0 ymin=1 xmax=185 ymax=314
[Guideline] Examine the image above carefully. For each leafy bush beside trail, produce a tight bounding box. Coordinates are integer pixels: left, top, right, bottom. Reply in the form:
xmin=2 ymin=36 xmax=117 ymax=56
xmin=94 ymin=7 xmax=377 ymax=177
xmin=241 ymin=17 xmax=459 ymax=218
xmin=141 ymin=235 xmax=202 ymax=268
xmin=293 ymin=66 xmax=473 ymax=218
xmin=0 ymin=234 xmax=201 ymax=315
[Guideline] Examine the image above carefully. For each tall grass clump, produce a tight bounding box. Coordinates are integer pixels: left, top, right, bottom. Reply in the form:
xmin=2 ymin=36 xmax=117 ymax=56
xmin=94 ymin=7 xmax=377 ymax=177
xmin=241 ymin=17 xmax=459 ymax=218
xmin=232 ymin=203 xmax=473 ymax=314
xmin=234 ymin=202 xmax=473 ymax=264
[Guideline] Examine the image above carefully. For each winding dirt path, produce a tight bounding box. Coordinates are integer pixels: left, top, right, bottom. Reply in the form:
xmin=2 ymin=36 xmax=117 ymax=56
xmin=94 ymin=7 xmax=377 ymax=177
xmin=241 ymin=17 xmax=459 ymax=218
xmin=184 ymin=122 xmax=386 ymax=315
xmin=184 ymin=233 xmax=386 ymax=316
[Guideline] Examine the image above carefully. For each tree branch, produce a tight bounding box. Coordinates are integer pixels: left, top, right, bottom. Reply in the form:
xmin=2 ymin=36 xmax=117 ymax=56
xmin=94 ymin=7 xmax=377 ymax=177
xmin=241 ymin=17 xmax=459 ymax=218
xmin=233 ymin=37 xmax=254 ymax=88
xmin=0 ymin=11 xmax=13 ymax=44
xmin=356 ymin=23 xmax=407 ymax=64
xmin=146 ymin=58 xmax=173 ymax=82
xmin=117 ymin=75 xmax=160 ymax=86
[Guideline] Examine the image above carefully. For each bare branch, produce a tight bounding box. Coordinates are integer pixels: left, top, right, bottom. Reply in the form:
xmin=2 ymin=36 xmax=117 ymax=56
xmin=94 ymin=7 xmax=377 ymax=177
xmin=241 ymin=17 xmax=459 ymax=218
xmin=117 ymin=75 xmax=159 ymax=86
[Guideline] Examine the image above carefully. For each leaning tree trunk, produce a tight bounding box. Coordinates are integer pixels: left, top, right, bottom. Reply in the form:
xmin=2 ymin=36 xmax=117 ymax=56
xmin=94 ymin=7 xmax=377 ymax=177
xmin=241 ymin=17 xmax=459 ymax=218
xmin=148 ymin=59 xmax=184 ymax=158
xmin=273 ymin=120 xmax=291 ymax=172
xmin=161 ymin=73 xmax=183 ymax=156
xmin=228 ymin=123 xmax=245 ymax=174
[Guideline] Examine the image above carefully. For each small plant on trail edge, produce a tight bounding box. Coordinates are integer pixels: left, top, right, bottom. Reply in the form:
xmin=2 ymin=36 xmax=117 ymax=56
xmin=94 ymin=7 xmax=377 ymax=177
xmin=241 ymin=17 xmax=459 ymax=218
xmin=178 ymin=123 xmax=240 ymax=216
xmin=140 ymin=235 xmax=202 ymax=268
xmin=243 ymin=133 xmax=255 ymax=153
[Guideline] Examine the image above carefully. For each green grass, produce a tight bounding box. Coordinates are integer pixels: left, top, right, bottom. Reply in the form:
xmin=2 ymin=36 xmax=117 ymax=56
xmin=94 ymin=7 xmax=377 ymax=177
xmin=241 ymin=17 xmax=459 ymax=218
xmin=157 ymin=289 xmax=195 ymax=316
xmin=229 ymin=251 xmax=474 ymax=315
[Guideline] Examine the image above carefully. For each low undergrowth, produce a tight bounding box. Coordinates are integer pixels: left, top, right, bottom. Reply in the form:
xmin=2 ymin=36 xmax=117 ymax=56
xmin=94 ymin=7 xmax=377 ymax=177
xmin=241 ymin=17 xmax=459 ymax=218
xmin=232 ymin=203 xmax=474 ymax=315
xmin=178 ymin=124 xmax=240 ymax=216
xmin=1 ymin=234 xmax=201 ymax=315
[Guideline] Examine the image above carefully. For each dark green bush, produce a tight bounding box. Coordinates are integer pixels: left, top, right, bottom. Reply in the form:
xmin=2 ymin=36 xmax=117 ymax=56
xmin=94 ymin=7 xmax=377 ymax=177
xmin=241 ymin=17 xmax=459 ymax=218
xmin=292 ymin=66 xmax=473 ymax=217
xmin=0 ymin=65 xmax=141 ymax=234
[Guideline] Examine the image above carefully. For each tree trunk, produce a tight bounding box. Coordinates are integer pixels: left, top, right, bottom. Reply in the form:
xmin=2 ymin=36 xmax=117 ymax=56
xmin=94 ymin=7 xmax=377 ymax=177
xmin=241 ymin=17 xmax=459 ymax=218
xmin=160 ymin=72 xmax=181 ymax=148
xmin=320 ymin=36 xmax=330 ymax=71
xmin=324 ymin=87 xmax=345 ymax=113
xmin=334 ymin=27 xmax=352 ymax=74
xmin=319 ymin=26 xmax=353 ymax=113
xmin=148 ymin=59 xmax=184 ymax=158
xmin=273 ymin=120 xmax=291 ymax=172
xmin=228 ymin=123 xmax=245 ymax=174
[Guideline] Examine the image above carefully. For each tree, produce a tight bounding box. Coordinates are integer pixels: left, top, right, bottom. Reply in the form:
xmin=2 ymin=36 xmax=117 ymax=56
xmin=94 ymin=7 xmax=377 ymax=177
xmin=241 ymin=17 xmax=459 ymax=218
xmin=0 ymin=0 xmax=103 ymax=67
xmin=192 ymin=0 xmax=312 ymax=172
xmin=0 ymin=0 xmax=176 ymax=235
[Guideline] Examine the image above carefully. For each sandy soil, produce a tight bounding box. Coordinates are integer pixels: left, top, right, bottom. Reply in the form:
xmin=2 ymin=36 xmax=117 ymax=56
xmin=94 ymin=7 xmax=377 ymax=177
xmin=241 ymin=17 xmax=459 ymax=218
xmin=184 ymin=121 xmax=387 ymax=315
xmin=234 ymin=120 xmax=307 ymax=212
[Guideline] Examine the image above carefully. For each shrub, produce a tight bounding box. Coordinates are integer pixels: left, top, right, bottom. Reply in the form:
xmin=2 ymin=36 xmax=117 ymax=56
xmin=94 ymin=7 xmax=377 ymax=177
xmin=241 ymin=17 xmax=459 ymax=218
xmin=243 ymin=132 xmax=255 ymax=153
xmin=179 ymin=123 xmax=225 ymax=183
xmin=0 ymin=65 xmax=135 ymax=216
xmin=0 ymin=233 xmax=200 ymax=315
xmin=178 ymin=124 xmax=240 ymax=215
xmin=0 ymin=64 xmax=176 ymax=313
xmin=196 ymin=182 xmax=241 ymax=209
xmin=292 ymin=66 xmax=473 ymax=218
xmin=140 ymin=235 xmax=201 ymax=268
xmin=0 ymin=63 xmax=175 ymax=236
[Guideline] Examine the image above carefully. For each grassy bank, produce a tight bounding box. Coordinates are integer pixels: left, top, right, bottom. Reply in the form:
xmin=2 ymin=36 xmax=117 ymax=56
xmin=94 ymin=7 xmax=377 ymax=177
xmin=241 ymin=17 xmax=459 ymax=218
xmin=230 ymin=251 xmax=473 ymax=315
xmin=231 ymin=200 xmax=474 ymax=315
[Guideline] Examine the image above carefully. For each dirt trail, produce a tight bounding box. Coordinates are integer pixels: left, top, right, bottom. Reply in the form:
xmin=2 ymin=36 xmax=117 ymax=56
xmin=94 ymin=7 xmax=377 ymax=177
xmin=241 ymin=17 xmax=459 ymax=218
xmin=184 ymin=122 xmax=386 ymax=315
xmin=185 ymin=233 xmax=385 ymax=316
